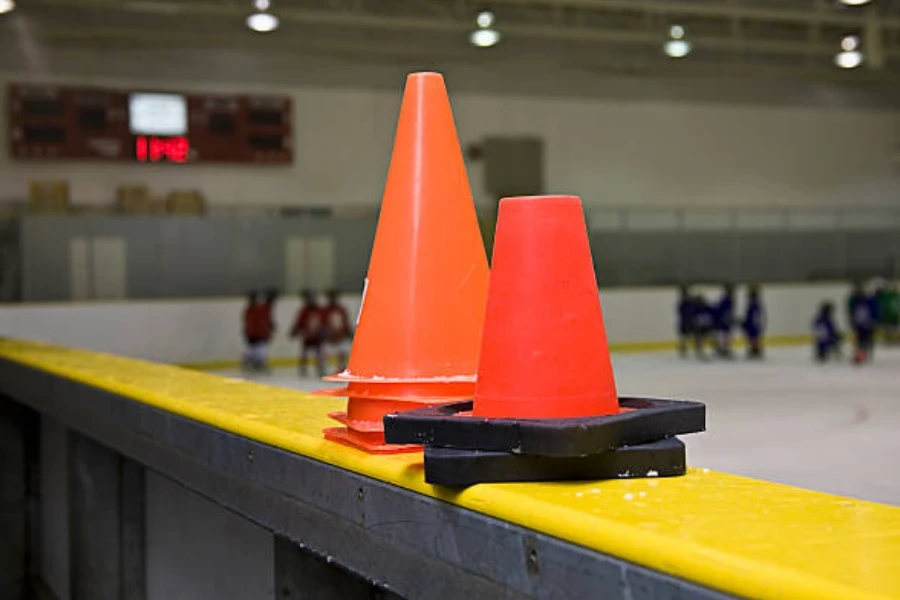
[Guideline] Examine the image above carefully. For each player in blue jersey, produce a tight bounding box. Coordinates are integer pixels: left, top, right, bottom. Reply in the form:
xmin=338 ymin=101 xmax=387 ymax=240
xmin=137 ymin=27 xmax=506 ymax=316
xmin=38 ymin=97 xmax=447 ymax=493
xmin=676 ymin=285 xmax=695 ymax=358
xmin=812 ymin=301 xmax=841 ymax=363
xmin=713 ymin=284 xmax=735 ymax=358
xmin=691 ymin=294 xmax=714 ymax=360
xmin=847 ymin=282 xmax=878 ymax=365
xmin=742 ymin=285 xmax=766 ymax=359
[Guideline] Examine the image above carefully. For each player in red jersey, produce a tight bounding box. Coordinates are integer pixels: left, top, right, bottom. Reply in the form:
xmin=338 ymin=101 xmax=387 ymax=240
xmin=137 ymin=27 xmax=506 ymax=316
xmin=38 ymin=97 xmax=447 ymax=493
xmin=321 ymin=289 xmax=353 ymax=373
xmin=290 ymin=290 xmax=325 ymax=377
xmin=242 ymin=290 xmax=275 ymax=372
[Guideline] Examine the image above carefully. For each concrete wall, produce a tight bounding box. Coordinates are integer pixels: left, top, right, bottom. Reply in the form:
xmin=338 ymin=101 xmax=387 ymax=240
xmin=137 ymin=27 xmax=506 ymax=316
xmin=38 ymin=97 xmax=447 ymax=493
xmin=3 ymin=68 xmax=900 ymax=212
xmin=30 ymin=421 xmax=276 ymax=600
xmin=0 ymin=397 xmax=28 ymax=600
xmin=146 ymin=472 xmax=274 ymax=600
xmin=40 ymin=417 xmax=70 ymax=600
xmin=0 ymin=283 xmax=854 ymax=365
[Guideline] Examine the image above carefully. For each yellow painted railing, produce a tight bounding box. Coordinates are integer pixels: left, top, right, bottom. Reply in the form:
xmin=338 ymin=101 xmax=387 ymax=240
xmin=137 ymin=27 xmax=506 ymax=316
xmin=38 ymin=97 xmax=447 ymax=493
xmin=1 ymin=339 xmax=898 ymax=600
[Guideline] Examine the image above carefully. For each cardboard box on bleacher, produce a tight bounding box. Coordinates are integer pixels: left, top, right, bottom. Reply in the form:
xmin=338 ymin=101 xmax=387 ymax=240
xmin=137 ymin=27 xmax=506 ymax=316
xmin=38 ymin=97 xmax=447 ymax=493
xmin=28 ymin=181 xmax=70 ymax=214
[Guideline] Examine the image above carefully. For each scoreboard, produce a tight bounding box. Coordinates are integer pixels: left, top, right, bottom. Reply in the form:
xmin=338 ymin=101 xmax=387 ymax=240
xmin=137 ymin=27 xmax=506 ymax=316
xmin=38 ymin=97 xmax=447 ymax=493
xmin=8 ymin=84 xmax=293 ymax=164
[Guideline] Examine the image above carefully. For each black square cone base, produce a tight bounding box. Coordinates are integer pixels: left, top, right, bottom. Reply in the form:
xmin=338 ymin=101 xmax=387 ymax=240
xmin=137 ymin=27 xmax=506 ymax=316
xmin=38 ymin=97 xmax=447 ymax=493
xmin=383 ymin=397 xmax=705 ymax=457
xmin=423 ymin=437 xmax=686 ymax=486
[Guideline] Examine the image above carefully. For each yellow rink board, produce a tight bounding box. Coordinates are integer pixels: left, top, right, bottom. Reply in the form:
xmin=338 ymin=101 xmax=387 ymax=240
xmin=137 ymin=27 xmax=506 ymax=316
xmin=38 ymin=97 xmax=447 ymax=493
xmin=2 ymin=340 xmax=898 ymax=600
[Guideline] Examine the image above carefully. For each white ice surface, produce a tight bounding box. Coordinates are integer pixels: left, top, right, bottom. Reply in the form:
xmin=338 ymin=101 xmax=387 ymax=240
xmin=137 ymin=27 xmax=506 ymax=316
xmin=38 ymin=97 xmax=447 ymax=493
xmin=217 ymin=346 xmax=900 ymax=506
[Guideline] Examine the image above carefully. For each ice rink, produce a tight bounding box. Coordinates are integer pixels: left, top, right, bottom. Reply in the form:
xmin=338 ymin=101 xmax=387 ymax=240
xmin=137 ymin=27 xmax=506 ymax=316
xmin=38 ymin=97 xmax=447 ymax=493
xmin=218 ymin=345 xmax=900 ymax=506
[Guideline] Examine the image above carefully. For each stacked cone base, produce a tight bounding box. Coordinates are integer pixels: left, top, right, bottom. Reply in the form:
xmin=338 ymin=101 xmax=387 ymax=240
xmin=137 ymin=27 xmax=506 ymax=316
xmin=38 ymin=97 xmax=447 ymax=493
xmin=324 ymin=397 xmax=460 ymax=453
xmin=383 ymin=397 xmax=706 ymax=456
xmin=323 ymin=427 xmax=422 ymax=454
xmin=422 ymin=437 xmax=686 ymax=486
xmin=315 ymin=379 xmax=476 ymax=401
xmin=328 ymin=396 xmax=456 ymax=432
xmin=320 ymin=386 xmax=476 ymax=454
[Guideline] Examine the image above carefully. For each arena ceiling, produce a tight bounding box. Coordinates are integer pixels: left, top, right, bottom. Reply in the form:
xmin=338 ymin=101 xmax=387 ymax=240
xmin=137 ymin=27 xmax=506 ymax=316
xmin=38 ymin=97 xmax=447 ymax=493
xmin=3 ymin=0 xmax=900 ymax=90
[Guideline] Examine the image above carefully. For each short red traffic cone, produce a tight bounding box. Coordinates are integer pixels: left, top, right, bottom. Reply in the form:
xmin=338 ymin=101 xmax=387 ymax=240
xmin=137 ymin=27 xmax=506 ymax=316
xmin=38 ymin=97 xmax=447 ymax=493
xmin=315 ymin=71 xmax=489 ymax=454
xmin=383 ymin=195 xmax=705 ymax=467
xmin=473 ymin=195 xmax=619 ymax=419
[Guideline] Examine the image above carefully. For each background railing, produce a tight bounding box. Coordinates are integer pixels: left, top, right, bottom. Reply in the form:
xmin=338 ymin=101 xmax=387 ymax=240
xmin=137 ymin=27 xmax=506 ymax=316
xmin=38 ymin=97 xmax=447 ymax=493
xmin=584 ymin=206 xmax=900 ymax=286
xmin=3 ymin=205 xmax=899 ymax=301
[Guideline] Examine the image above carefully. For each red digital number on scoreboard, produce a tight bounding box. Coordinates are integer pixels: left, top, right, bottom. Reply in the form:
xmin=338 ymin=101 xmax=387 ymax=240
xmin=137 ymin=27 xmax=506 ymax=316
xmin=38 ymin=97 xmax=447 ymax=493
xmin=135 ymin=136 xmax=189 ymax=163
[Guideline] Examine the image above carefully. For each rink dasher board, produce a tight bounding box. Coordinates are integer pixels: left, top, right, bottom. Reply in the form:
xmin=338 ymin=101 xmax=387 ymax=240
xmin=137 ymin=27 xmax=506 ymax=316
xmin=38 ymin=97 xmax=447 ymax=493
xmin=0 ymin=357 xmax=728 ymax=600
xmin=0 ymin=340 xmax=898 ymax=600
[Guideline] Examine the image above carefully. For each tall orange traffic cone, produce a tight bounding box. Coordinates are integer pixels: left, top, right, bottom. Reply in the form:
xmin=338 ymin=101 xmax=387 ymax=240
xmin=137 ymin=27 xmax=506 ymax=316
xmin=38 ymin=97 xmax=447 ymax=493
xmin=383 ymin=195 xmax=705 ymax=462
xmin=315 ymin=72 xmax=490 ymax=453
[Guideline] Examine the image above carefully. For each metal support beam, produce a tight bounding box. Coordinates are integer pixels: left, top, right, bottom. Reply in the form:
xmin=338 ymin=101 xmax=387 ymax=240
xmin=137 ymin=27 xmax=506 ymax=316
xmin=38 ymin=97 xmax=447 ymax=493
xmin=0 ymin=396 xmax=31 ymax=600
xmin=120 ymin=461 xmax=146 ymax=600
xmin=23 ymin=0 xmax=900 ymax=49
xmin=6 ymin=0 xmax=900 ymax=86
xmin=274 ymin=536 xmax=403 ymax=600
xmin=69 ymin=433 xmax=145 ymax=600
xmin=865 ymin=11 xmax=886 ymax=71
xmin=487 ymin=0 xmax=900 ymax=28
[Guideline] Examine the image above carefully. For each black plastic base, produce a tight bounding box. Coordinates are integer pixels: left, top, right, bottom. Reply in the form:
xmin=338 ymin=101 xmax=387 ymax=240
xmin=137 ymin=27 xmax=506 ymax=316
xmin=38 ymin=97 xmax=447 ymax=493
xmin=424 ymin=437 xmax=686 ymax=486
xmin=383 ymin=397 xmax=705 ymax=457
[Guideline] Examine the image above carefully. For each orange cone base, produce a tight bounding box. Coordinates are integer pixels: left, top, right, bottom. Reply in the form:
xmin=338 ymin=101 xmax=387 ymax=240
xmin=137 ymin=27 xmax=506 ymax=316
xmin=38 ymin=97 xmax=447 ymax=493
xmin=323 ymin=427 xmax=422 ymax=454
xmin=326 ymin=394 xmax=457 ymax=433
xmin=312 ymin=379 xmax=474 ymax=402
xmin=323 ymin=373 xmax=476 ymax=384
xmin=329 ymin=411 xmax=378 ymax=432
xmin=383 ymin=397 xmax=706 ymax=458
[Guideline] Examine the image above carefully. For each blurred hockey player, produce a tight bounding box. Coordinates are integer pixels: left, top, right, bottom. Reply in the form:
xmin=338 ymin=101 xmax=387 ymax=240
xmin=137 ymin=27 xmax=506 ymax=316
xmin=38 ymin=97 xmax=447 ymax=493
xmin=264 ymin=287 xmax=279 ymax=334
xmin=321 ymin=290 xmax=352 ymax=374
xmin=676 ymin=285 xmax=695 ymax=358
xmin=290 ymin=290 xmax=324 ymax=377
xmin=847 ymin=282 xmax=878 ymax=365
xmin=691 ymin=294 xmax=714 ymax=361
xmin=876 ymin=281 xmax=900 ymax=343
xmin=713 ymin=284 xmax=736 ymax=359
xmin=242 ymin=290 xmax=274 ymax=372
xmin=742 ymin=285 xmax=766 ymax=360
xmin=812 ymin=301 xmax=841 ymax=363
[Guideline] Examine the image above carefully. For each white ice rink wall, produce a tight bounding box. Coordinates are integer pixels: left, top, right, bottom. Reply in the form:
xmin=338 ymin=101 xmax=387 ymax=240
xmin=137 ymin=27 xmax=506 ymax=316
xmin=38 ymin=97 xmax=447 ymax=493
xmin=0 ymin=283 xmax=853 ymax=365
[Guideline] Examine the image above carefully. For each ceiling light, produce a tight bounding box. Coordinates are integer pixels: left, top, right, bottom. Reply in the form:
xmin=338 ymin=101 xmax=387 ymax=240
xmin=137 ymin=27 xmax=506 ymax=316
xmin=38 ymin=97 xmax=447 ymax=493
xmin=470 ymin=28 xmax=501 ymax=48
xmin=664 ymin=24 xmax=691 ymax=57
xmin=835 ymin=34 xmax=864 ymax=68
xmin=838 ymin=0 xmax=872 ymax=5
xmin=246 ymin=12 xmax=279 ymax=32
xmin=664 ymin=39 xmax=692 ymax=58
xmin=841 ymin=34 xmax=860 ymax=52
xmin=471 ymin=8 xmax=500 ymax=48
xmin=835 ymin=50 xmax=863 ymax=68
xmin=0 ymin=0 xmax=15 ymax=15
xmin=476 ymin=10 xmax=495 ymax=29
xmin=247 ymin=0 xmax=278 ymax=33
